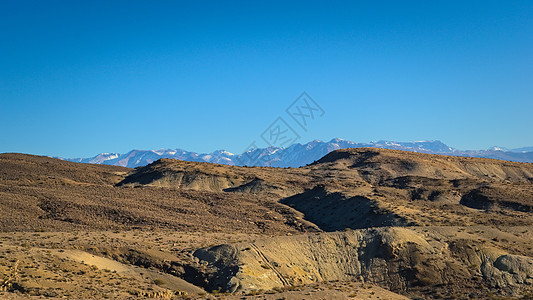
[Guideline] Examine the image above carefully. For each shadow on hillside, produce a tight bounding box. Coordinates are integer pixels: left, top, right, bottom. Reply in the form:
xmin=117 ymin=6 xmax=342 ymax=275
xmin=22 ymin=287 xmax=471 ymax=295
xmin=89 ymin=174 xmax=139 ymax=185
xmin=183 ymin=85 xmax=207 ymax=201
xmin=280 ymin=186 xmax=408 ymax=231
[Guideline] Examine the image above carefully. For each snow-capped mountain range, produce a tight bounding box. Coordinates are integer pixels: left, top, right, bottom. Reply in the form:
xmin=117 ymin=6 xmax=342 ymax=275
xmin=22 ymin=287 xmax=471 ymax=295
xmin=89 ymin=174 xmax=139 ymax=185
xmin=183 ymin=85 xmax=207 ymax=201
xmin=60 ymin=139 xmax=533 ymax=168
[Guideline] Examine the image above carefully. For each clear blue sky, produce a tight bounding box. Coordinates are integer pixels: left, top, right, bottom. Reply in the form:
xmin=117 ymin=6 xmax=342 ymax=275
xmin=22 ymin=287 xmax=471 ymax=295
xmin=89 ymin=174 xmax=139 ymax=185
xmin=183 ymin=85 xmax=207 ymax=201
xmin=1 ymin=0 xmax=532 ymax=157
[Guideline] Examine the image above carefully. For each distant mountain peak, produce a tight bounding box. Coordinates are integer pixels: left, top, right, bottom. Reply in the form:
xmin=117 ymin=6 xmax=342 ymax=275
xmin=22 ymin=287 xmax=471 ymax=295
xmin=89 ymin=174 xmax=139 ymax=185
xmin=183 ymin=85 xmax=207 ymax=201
xmin=488 ymin=146 xmax=509 ymax=152
xmin=329 ymin=138 xmax=345 ymax=143
xmin=60 ymin=138 xmax=533 ymax=168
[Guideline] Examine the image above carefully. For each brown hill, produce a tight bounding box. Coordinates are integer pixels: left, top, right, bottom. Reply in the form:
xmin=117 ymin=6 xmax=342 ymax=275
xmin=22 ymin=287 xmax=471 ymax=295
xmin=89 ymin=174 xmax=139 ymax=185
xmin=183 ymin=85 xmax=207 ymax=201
xmin=119 ymin=148 xmax=533 ymax=229
xmin=0 ymin=153 xmax=308 ymax=233
xmin=314 ymin=147 xmax=533 ymax=184
xmin=1 ymin=149 xmax=533 ymax=299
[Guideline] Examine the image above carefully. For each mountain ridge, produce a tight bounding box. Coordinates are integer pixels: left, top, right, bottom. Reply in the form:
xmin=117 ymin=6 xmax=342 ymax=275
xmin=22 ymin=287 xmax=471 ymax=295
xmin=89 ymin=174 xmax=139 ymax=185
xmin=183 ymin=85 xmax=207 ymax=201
xmin=58 ymin=138 xmax=533 ymax=168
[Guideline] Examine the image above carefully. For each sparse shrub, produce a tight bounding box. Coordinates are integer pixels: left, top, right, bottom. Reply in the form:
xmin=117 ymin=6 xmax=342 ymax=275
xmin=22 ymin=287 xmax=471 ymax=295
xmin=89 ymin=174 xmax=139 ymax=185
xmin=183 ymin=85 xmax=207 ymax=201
xmin=246 ymin=289 xmax=264 ymax=296
xmin=153 ymin=278 xmax=165 ymax=286
xmin=417 ymin=277 xmax=436 ymax=286
xmin=519 ymin=294 xmax=533 ymax=300
xmin=0 ymin=260 xmax=20 ymax=292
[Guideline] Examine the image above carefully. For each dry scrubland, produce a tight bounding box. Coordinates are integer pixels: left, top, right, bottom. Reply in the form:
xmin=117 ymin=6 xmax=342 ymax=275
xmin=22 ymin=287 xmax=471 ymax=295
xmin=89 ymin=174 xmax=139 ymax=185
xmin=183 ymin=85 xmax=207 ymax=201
xmin=0 ymin=148 xmax=532 ymax=299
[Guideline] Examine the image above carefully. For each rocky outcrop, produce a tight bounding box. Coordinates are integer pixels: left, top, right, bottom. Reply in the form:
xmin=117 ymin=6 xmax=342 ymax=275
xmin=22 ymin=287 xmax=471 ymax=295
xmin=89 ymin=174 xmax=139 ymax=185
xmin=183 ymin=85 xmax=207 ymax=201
xmin=192 ymin=227 xmax=533 ymax=297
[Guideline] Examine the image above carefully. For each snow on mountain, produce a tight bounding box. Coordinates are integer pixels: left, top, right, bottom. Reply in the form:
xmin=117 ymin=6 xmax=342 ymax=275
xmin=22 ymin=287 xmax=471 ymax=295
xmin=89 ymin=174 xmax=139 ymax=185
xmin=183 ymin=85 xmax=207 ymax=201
xmin=488 ymin=146 xmax=509 ymax=152
xmin=61 ymin=139 xmax=533 ymax=168
xmin=66 ymin=152 xmax=120 ymax=164
xmin=511 ymin=146 xmax=533 ymax=153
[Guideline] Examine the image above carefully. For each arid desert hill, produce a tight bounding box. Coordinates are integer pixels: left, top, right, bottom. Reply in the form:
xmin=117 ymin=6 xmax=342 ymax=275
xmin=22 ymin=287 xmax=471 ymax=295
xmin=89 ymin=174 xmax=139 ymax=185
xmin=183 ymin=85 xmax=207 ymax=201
xmin=0 ymin=148 xmax=532 ymax=299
